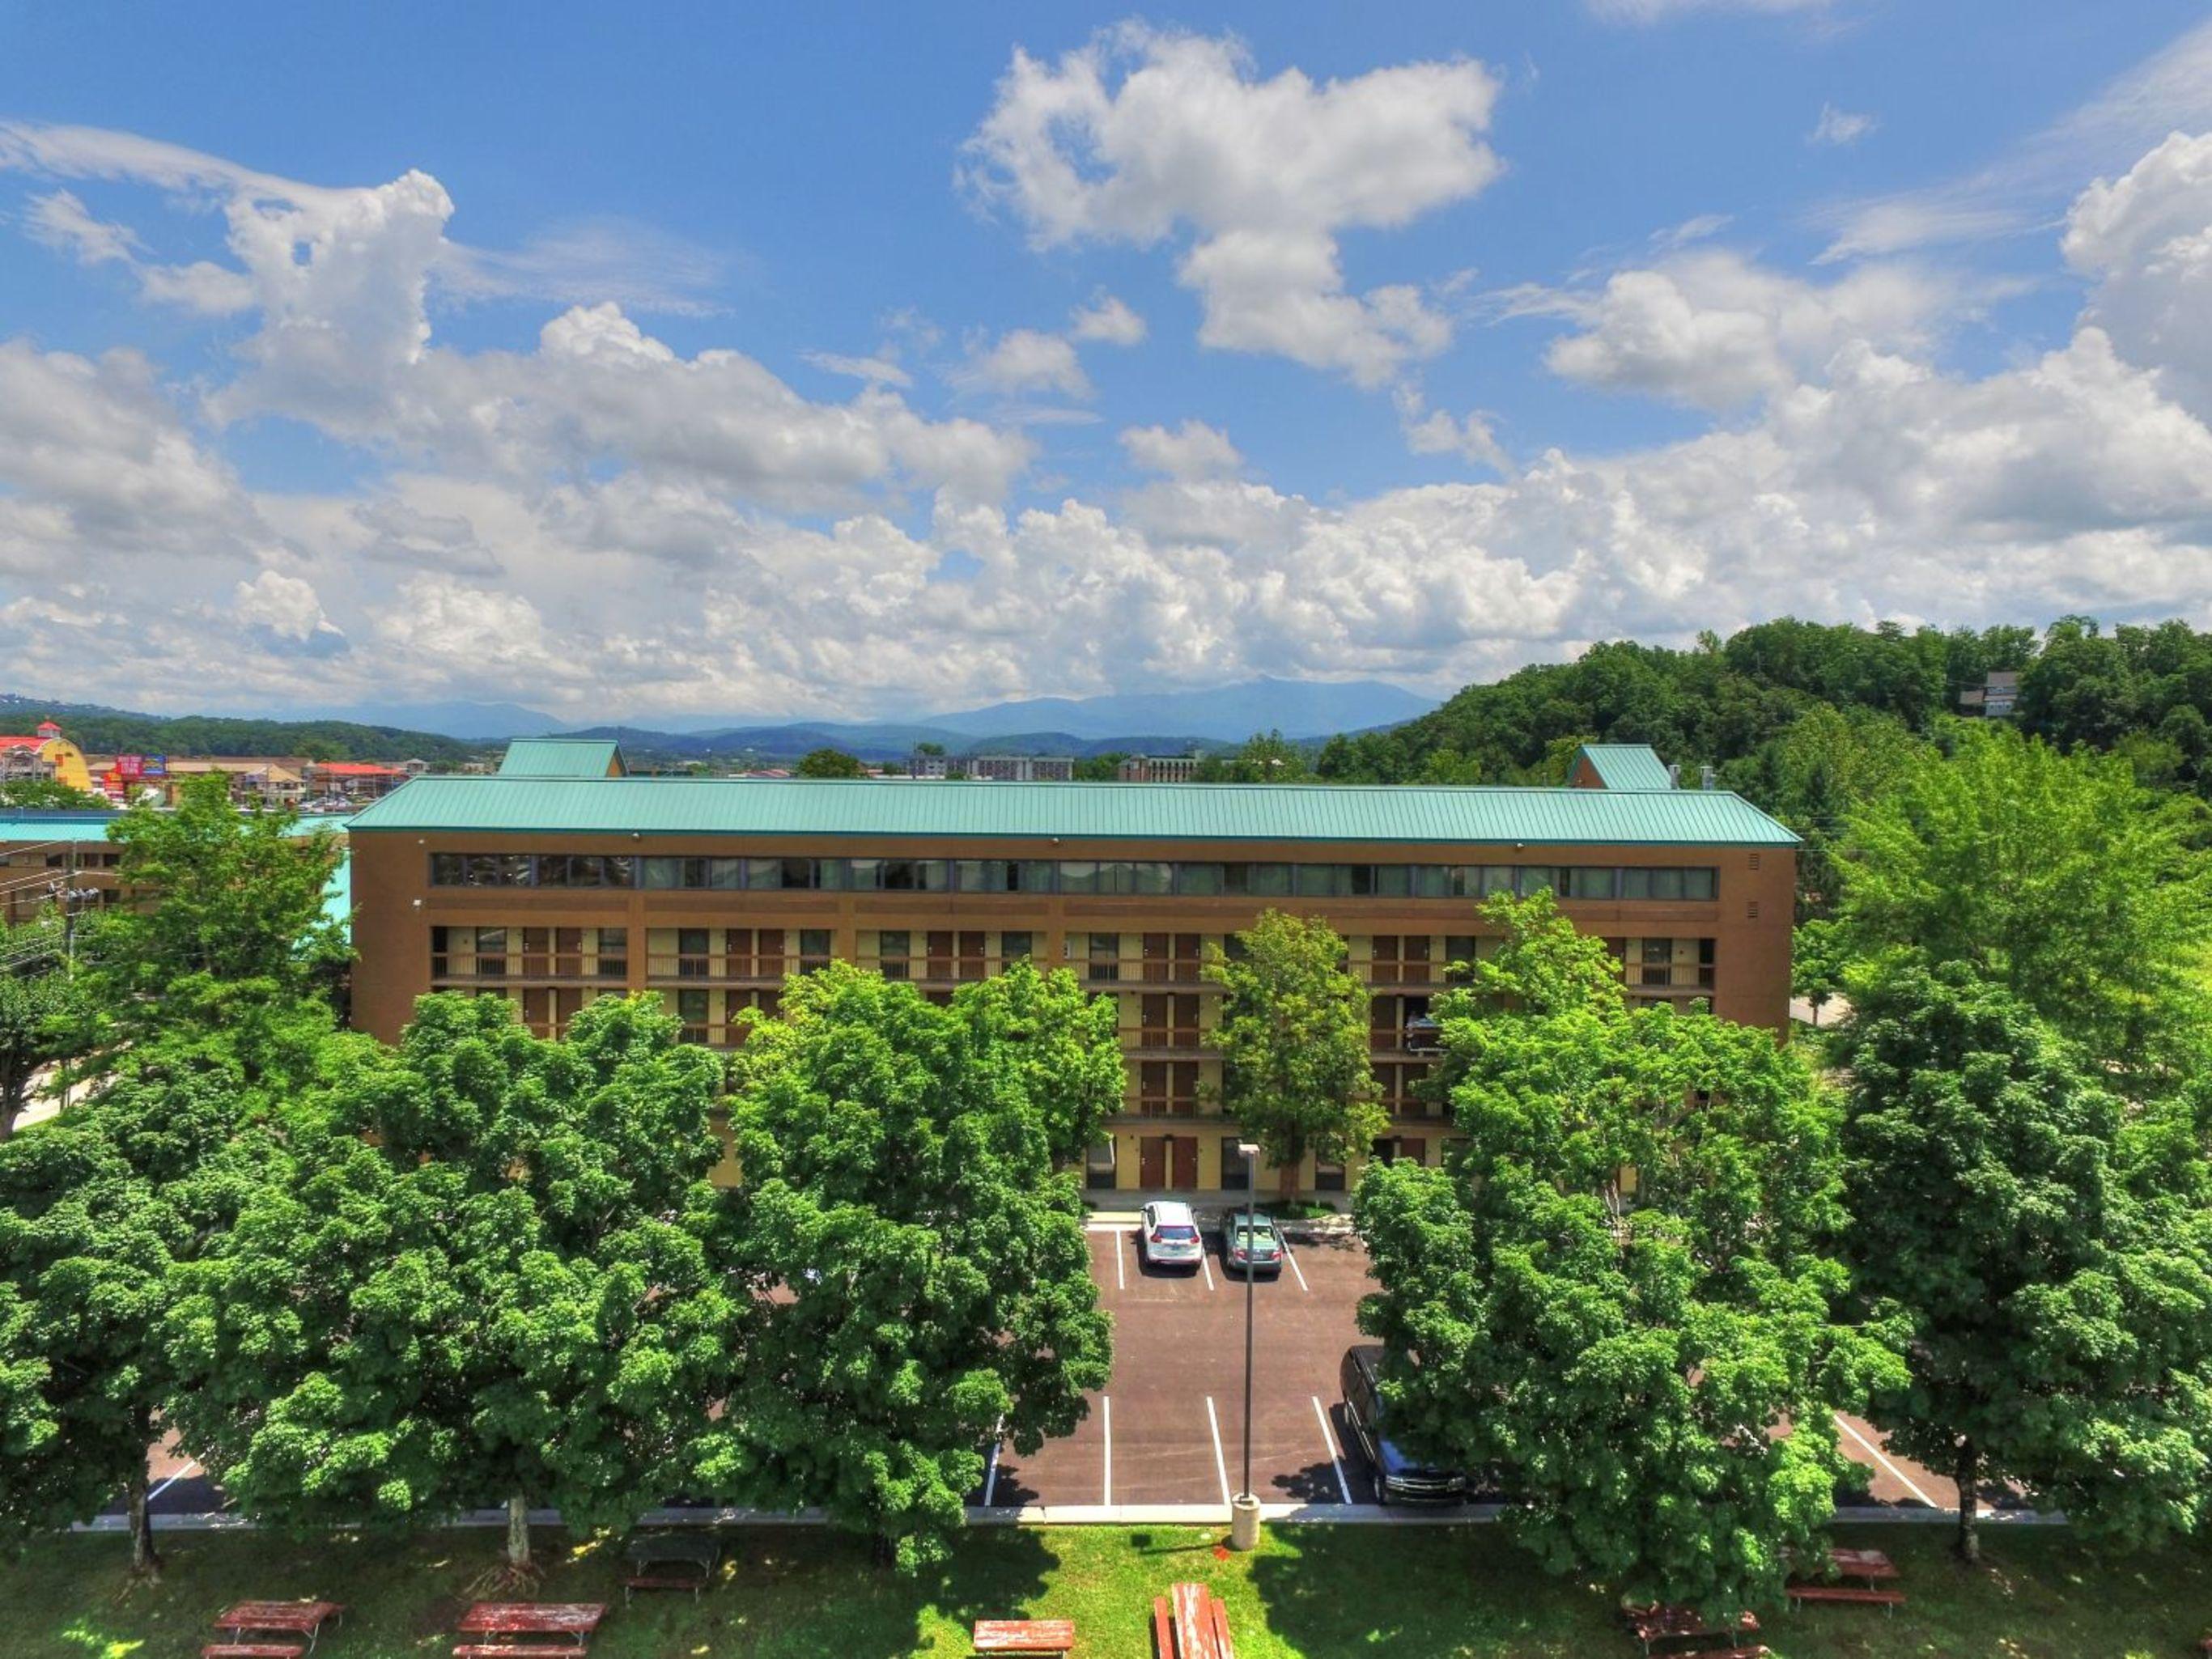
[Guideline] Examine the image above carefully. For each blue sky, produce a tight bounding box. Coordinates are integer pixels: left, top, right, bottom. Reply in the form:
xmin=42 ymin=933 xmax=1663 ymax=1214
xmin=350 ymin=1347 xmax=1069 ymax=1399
xmin=4 ymin=2 xmax=2212 ymax=720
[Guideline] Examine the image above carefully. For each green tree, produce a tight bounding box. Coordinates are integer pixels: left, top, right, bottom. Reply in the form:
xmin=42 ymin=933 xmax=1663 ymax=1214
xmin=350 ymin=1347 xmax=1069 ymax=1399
xmin=1722 ymin=704 xmax=1932 ymax=919
xmin=0 ymin=778 xmax=107 ymax=810
xmin=0 ymin=915 xmax=80 ymax=1140
xmin=64 ymin=772 xmax=346 ymax=1085
xmin=1835 ymin=959 xmax=2212 ymax=1563
xmin=1790 ymin=919 xmax=1849 ymax=1029
xmin=1834 ymin=724 xmax=2212 ymax=1080
xmin=1199 ymin=731 xmax=1310 ymax=783
xmin=950 ymin=959 xmax=1124 ymax=1168
xmin=1357 ymin=893 xmax=1899 ymax=1616
xmin=0 ymin=1040 xmax=301 ymax=1573
xmin=1206 ymin=910 xmax=1383 ymax=1201
xmin=699 ymin=964 xmax=1110 ymax=1570
xmin=796 ymin=747 xmax=866 ymax=779
xmin=167 ymin=993 xmax=732 ymax=1576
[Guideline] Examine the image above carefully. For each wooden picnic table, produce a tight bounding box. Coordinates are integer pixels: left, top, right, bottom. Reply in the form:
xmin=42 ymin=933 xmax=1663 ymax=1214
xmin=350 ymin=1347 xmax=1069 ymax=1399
xmin=1621 ymin=1602 xmax=1760 ymax=1655
xmin=211 ymin=1601 xmax=346 ymax=1652
xmin=1824 ymin=1547 xmax=1897 ymax=1582
xmin=622 ymin=1532 xmax=719 ymax=1602
xmin=972 ymin=1618 xmax=1076 ymax=1653
xmin=452 ymin=1602 xmax=605 ymax=1653
xmin=1152 ymin=1581 xmax=1235 ymax=1659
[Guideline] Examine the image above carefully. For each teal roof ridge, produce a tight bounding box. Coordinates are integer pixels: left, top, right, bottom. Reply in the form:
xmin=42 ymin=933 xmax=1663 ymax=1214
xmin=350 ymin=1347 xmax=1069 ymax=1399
xmin=345 ymin=774 xmax=1798 ymax=847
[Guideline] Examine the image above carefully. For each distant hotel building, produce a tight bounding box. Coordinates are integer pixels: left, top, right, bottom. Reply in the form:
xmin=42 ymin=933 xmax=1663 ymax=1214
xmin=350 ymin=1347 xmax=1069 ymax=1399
xmin=968 ymin=754 xmax=1074 ymax=783
xmin=343 ymin=741 xmax=1798 ymax=1197
xmin=909 ymin=753 xmax=1076 ymax=782
xmin=1117 ymin=753 xmax=1202 ymax=783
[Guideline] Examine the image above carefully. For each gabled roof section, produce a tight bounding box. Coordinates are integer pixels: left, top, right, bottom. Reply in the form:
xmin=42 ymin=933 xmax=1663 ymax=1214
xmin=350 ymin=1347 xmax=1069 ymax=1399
xmin=1572 ymin=743 xmax=1676 ymax=791
xmin=346 ymin=777 xmax=1798 ymax=846
xmin=498 ymin=738 xmax=626 ymax=779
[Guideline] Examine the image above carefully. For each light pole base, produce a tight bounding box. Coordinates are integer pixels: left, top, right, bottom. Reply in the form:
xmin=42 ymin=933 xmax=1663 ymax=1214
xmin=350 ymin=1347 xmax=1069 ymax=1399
xmin=1228 ymin=1493 xmax=1262 ymax=1551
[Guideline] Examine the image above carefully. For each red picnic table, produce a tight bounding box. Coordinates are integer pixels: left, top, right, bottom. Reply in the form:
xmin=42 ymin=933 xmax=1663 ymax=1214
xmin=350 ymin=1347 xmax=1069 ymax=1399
xmin=452 ymin=1602 xmax=607 ymax=1657
xmin=207 ymin=1599 xmax=346 ymax=1657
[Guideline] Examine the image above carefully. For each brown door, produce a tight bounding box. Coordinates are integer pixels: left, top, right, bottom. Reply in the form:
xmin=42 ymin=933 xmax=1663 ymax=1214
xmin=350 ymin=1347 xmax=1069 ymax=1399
xmin=1139 ymin=1136 xmax=1167 ymax=1188
xmin=1170 ymin=1135 xmax=1198 ymax=1190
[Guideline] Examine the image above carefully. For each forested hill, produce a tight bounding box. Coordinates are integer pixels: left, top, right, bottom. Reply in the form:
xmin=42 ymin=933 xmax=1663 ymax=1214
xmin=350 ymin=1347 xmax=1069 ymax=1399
xmin=0 ymin=694 xmax=483 ymax=766
xmin=1318 ymin=616 xmax=2212 ymax=796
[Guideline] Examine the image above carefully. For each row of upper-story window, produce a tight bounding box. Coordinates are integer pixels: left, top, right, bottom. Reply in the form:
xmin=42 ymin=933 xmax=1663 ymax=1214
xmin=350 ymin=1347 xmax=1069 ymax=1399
xmin=427 ymin=851 xmax=1721 ymax=902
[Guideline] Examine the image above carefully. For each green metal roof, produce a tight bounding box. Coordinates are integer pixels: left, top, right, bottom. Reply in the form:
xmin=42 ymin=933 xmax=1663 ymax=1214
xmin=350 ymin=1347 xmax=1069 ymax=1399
xmin=0 ymin=812 xmax=122 ymax=845
xmin=0 ymin=812 xmax=350 ymax=844
xmin=346 ymin=776 xmax=1798 ymax=846
xmin=499 ymin=738 xmax=625 ymax=779
xmin=1574 ymin=743 xmax=1677 ymax=791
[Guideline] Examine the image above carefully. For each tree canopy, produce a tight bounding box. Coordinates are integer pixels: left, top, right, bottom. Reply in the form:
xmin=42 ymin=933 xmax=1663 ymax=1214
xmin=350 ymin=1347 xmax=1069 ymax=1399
xmin=1205 ymin=910 xmax=1383 ymax=1200
xmin=949 ymin=959 xmax=1124 ymax=1168
xmin=1833 ymin=723 xmax=2212 ymax=1079
xmin=0 ymin=916 xmax=79 ymax=1141
xmin=65 ymin=773 xmax=346 ymax=1086
xmin=698 ymin=964 xmax=1110 ymax=1570
xmin=1357 ymin=893 xmax=1899 ymax=1615
xmin=167 ymin=993 xmax=732 ymax=1573
xmin=795 ymin=747 xmax=867 ymax=779
xmin=0 ymin=1033 xmax=306 ymax=1572
xmin=1835 ymin=959 xmax=2212 ymax=1561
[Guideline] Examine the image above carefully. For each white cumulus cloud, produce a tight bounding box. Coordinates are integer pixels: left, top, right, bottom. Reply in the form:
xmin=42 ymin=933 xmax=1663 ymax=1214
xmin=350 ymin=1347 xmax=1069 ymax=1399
xmin=1119 ymin=419 xmax=1242 ymax=480
xmin=961 ymin=25 xmax=1501 ymax=386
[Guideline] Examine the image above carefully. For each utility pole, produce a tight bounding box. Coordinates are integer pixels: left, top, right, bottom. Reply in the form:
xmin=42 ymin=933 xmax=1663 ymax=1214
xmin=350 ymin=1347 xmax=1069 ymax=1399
xmin=1229 ymin=1139 xmax=1263 ymax=1551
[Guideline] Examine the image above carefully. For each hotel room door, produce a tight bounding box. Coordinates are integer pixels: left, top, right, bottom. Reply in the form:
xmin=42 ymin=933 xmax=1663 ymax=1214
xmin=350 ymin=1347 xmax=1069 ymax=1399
xmin=1170 ymin=1135 xmax=1197 ymax=1189
xmin=1139 ymin=1136 xmax=1166 ymax=1188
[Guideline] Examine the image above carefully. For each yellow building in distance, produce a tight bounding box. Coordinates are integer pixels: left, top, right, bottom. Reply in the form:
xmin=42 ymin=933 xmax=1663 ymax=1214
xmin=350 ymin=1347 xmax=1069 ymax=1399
xmin=0 ymin=721 xmax=96 ymax=793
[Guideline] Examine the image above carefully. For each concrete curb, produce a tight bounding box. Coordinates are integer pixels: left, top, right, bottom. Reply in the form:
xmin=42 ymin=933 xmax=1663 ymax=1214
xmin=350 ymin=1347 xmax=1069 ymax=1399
xmin=77 ymin=1501 xmax=2064 ymax=1534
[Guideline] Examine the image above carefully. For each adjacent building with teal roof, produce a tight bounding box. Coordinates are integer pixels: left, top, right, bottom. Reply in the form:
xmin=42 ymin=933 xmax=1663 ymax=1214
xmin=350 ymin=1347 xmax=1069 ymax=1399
xmin=496 ymin=738 xmax=626 ymax=779
xmin=1569 ymin=743 xmax=1678 ymax=791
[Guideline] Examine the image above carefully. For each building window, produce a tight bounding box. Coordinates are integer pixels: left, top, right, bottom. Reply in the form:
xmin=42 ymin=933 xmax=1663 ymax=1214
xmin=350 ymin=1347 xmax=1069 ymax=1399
xmin=1086 ymin=932 xmax=1121 ymax=983
xmin=797 ymin=929 xmax=833 ymax=972
xmin=876 ymin=930 xmax=911 ymax=980
xmin=1085 ymin=1138 xmax=1117 ymax=1192
xmin=1566 ymin=867 xmax=1617 ymax=901
xmin=1000 ymin=931 xmax=1033 ymax=963
xmin=1314 ymin=1160 xmax=1347 ymax=1193
xmin=1221 ymin=1138 xmax=1251 ymax=1190
xmin=673 ymin=928 xmax=710 ymax=978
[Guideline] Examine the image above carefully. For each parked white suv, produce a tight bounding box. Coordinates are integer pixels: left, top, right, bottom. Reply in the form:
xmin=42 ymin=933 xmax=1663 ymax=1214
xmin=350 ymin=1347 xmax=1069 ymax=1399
xmin=1139 ymin=1200 xmax=1205 ymax=1271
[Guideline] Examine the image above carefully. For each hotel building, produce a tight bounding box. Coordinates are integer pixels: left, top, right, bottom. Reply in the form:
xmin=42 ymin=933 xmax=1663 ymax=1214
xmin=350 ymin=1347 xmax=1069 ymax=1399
xmin=342 ymin=743 xmax=1798 ymax=1197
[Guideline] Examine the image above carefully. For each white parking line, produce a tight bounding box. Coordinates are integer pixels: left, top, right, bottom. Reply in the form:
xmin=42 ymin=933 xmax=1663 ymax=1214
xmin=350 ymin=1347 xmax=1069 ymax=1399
xmin=1837 ymin=1414 xmax=1938 ymax=1508
xmin=1282 ymin=1241 xmax=1310 ymax=1293
xmin=1102 ymin=1395 xmax=1113 ymax=1506
xmin=1199 ymin=1250 xmax=1216 ymax=1292
xmin=1310 ymin=1395 xmax=1353 ymax=1505
xmin=146 ymin=1460 xmax=201 ymax=1505
xmin=1114 ymin=1230 xmax=1126 ymax=1292
xmin=1205 ymin=1396 xmax=1232 ymax=1507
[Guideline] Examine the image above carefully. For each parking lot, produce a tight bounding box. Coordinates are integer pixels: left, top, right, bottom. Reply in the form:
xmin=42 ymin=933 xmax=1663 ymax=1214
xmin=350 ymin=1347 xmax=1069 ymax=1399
xmin=122 ymin=1217 xmax=1955 ymax=1525
xmin=987 ymin=1222 xmax=1382 ymax=1511
xmin=985 ymin=1220 xmax=1955 ymax=1516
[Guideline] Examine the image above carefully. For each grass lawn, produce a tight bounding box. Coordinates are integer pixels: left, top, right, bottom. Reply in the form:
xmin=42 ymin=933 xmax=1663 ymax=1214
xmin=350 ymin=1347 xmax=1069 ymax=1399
xmin=11 ymin=1521 xmax=2212 ymax=1658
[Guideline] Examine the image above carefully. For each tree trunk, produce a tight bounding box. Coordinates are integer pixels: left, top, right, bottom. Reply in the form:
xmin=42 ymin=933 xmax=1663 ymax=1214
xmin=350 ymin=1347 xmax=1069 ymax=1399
xmin=506 ymin=1494 xmax=531 ymax=1572
xmin=126 ymin=1451 xmax=159 ymax=1576
xmin=1953 ymin=1440 xmax=1980 ymax=1564
xmin=1276 ymin=1157 xmax=1298 ymax=1204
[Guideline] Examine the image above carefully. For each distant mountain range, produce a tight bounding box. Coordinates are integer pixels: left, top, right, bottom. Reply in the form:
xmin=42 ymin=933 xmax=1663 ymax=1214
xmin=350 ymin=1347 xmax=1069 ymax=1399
xmin=298 ymin=677 xmax=1437 ymax=751
xmin=2 ymin=677 xmax=1437 ymax=766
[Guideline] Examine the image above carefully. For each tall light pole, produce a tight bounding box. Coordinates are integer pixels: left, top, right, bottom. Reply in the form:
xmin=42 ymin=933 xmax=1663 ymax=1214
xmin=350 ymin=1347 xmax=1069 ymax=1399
xmin=1229 ymin=1139 xmax=1263 ymax=1551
